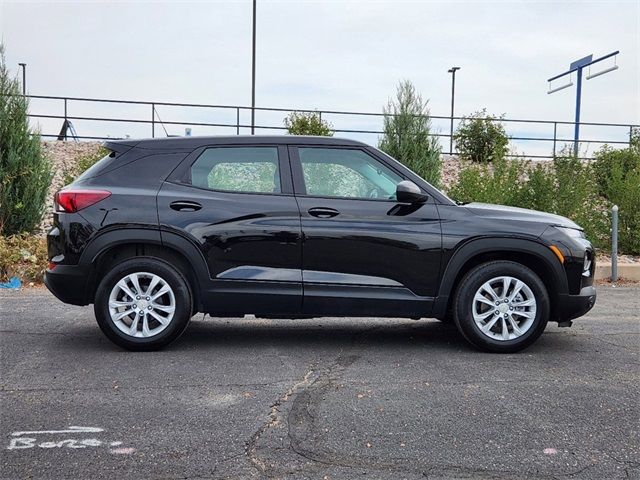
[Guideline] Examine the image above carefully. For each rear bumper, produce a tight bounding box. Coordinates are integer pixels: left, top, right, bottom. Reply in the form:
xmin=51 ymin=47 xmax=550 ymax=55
xmin=556 ymin=285 xmax=596 ymax=321
xmin=44 ymin=265 xmax=91 ymax=306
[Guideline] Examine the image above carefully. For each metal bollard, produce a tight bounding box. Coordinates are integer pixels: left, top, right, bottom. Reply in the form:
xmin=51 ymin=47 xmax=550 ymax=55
xmin=611 ymin=205 xmax=618 ymax=282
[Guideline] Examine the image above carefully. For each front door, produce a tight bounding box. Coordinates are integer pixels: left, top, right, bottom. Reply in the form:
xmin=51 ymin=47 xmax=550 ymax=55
xmin=158 ymin=145 xmax=302 ymax=316
xmin=289 ymin=145 xmax=442 ymax=317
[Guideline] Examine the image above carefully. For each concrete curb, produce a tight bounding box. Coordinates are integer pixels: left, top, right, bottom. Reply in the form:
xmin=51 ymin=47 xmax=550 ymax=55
xmin=595 ymin=262 xmax=640 ymax=281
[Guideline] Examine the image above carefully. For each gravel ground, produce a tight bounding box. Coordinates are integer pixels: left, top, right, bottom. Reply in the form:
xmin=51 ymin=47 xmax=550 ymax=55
xmin=39 ymin=141 xmax=103 ymax=234
xmin=1 ymin=285 xmax=638 ymax=479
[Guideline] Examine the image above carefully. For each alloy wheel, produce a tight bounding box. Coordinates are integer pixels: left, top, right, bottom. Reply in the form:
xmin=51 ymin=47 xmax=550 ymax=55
xmin=108 ymin=272 xmax=176 ymax=338
xmin=472 ymin=275 xmax=537 ymax=341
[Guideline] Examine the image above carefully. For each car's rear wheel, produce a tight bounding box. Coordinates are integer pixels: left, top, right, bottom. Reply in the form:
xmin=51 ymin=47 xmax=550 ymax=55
xmin=453 ymin=260 xmax=549 ymax=353
xmin=94 ymin=257 xmax=193 ymax=351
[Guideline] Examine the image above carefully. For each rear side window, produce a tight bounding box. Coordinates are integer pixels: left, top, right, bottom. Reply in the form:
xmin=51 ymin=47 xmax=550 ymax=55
xmin=74 ymin=152 xmax=114 ymax=182
xmin=190 ymin=147 xmax=281 ymax=193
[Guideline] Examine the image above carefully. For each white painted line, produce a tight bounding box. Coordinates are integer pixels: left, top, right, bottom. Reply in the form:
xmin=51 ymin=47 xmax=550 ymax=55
xmin=110 ymin=447 xmax=136 ymax=455
xmin=11 ymin=426 xmax=104 ymax=436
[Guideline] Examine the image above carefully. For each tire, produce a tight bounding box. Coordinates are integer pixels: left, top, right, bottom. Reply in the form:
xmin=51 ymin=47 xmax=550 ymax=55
xmin=453 ymin=260 xmax=550 ymax=353
xmin=94 ymin=257 xmax=193 ymax=351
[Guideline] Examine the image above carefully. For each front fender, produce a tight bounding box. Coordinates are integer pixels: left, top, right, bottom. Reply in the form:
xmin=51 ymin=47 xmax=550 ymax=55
xmin=433 ymin=236 xmax=568 ymax=318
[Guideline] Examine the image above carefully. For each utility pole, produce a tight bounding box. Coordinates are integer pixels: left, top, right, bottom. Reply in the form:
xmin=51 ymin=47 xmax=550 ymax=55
xmin=447 ymin=67 xmax=460 ymax=155
xmin=251 ymin=0 xmax=256 ymax=135
xmin=547 ymin=50 xmax=619 ymax=157
xmin=18 ymin=63 xmax=26 ymax=95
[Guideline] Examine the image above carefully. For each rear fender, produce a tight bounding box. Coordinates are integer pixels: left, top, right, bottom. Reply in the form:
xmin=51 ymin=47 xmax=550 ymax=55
xmin=79 ymin=227 xmax=211 ymax=304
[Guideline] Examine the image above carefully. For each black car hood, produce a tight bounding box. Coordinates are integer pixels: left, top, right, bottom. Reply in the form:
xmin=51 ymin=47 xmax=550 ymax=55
xmin=463 ymin=202 xmax=581 ymax=229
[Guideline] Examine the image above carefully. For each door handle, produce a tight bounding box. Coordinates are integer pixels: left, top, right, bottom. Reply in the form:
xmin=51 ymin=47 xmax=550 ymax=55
xmin=308 ymin=207 xmax=339 ymax=218
xmin=170 ymin=200 xmax=202 ymax=212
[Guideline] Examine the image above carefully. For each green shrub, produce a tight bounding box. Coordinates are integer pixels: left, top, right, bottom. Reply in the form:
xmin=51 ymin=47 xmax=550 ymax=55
xmin=592 ymin=128 xmax=639 ymax=197
xmin=591 ymin=135 xmax=640 ymax=254
xmin=447 ymin=156 xmax=529 ymax=206
xmin=0 ymin=44 xmax=52 ymax=235
xmin=546 ymin=154 xmax=610 ymax=249
xmin=447 ymin=152 xmax=612 ymax=250
xmin=284 ymin=111 xmax=333 ymax=136
xmin=516 ymin=162 xmax=556 ymax=213
xmin=453 ymin=109 xmax=509 ymax=164
xmin=379 ymin=80 xmax=441 ymax=187
xmin=0 ymin=234 xmax=48 ymax=283
xmin=62 ymin=146 xmax=108 ymax=185
xmin=606 ymin=163 xmax=640 ymax=254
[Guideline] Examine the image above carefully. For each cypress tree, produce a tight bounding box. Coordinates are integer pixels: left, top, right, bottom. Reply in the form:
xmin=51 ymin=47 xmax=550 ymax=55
xmin=0 ymin=44 xmax=52 ymax=235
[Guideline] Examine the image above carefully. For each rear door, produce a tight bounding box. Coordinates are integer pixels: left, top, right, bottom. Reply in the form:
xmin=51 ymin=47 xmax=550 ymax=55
xmin=289 ymin=145 xmax=442 ymax=317
xmin=157 ymin=144 xmax=302 ymax=316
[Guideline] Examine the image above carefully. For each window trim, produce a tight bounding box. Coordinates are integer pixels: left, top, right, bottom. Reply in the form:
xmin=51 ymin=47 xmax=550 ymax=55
xmin=288 ymin=145 xmax=409 ymax=203
xmin=169 ymin=144 xmax=294 ymax=195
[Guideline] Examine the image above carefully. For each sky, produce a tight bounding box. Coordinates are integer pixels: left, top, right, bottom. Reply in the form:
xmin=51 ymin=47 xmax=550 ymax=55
xmin=1 ymin=0 xmax=639 ymax=156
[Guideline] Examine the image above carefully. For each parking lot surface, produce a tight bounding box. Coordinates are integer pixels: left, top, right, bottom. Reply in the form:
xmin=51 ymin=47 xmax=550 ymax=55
xmin=1 ymin=285 xmax=639 ymax=479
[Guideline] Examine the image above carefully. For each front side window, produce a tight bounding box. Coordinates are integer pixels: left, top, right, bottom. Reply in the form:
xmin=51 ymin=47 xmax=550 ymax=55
xmin=298 ymin=148 xmax=402 ymax=200
xmin=190 ymin=147 xmax=280 ymax=193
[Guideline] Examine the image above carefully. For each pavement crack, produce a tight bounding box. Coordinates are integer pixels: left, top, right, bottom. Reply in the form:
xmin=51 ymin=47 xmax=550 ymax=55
xmin=245 ymin=364 xmax=319 ymax=477
xmin=592 ymin=336 xmax=639 ymax=353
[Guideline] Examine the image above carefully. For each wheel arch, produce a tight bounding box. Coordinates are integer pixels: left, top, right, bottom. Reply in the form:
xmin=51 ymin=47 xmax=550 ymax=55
xmin=433 ymin=237 xmax=568 ymax=321
xmin=80 ymin=228 xmax=210 ymax=310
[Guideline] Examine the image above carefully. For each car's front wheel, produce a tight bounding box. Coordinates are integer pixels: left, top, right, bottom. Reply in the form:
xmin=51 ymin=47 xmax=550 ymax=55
xmin=453 ymin=260 xmax=550 ymax=353
xmin=94 ymin=257 xmax=193 ymax=351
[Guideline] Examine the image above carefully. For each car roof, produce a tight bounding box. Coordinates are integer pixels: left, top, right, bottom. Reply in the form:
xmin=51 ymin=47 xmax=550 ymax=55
xmin=104 ymin=135 xmax=369 ymax=151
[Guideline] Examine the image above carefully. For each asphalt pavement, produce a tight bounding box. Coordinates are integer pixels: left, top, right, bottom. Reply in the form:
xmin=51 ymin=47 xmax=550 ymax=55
xmin=1 ymin=285 xmax=639 ymax=479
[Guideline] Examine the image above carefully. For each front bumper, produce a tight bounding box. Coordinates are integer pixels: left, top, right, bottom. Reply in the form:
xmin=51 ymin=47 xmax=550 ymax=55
xmin=556 ymin=285 xmax=597 ymax=321
xmin=44 ymin=264 xmax=90 ymax=306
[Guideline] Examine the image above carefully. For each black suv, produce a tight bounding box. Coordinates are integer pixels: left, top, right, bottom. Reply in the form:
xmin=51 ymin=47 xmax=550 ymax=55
xmin=45 ymin=136 xmax=596 ymax=352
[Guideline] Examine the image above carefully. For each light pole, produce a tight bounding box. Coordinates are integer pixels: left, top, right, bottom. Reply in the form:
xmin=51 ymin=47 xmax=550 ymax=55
xmin=547 ymin=50 xmax=619 ymax=157
xmin=251 ymin=0 xmax=256 ymax=135
xmin=448 ymin=66 xmax=460 ymax=155
xmin=18 ymin=63 xmax=26 ymax=95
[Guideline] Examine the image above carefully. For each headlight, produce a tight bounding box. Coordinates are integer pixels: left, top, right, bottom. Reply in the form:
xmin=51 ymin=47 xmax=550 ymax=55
xmin=555 ymin=226 xmax=585 ymax=239
xmin=583 ymin=252 xmax=593 ymax=277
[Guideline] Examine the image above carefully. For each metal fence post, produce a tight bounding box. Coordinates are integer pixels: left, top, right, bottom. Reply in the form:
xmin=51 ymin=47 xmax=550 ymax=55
xmin=630 ymin=125 xmax=634 ymax=147
xmin=151 ymin=103 xmax=155 ymax=138
xmin=236 ymin=107 xmax=240 ymax=135
xmin=611 ymin=205 xmax=618 ymax=282
xmin=552 ymin=122 xmax=557 ymax=158
xmin=63 ymin=98 xmax=68 ymax=141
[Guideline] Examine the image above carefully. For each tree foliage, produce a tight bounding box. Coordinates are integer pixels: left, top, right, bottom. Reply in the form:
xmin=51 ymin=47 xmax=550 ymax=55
xmin=284 ymin=111 xmax=333 ymax=136
xmin=453 ymin=109 xmax=509 ymax=163
xmin=0 ymin=44 xmax=52 ymax=235
xmin=379 ymin=80 xmax=441 ymax=187
xmin=591 ymin=131 xmax=640 ymax=254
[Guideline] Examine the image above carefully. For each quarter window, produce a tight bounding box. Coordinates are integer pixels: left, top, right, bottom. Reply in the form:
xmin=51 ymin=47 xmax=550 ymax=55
xmin=298 ymin=148 xmax=402 ymax=200
xmin=190 ymin=147 xmax=281 ymax=193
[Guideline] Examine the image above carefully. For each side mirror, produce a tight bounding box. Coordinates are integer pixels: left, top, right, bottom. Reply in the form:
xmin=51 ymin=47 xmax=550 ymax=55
xmin=396 ymin=180 xmax=428 ymax=204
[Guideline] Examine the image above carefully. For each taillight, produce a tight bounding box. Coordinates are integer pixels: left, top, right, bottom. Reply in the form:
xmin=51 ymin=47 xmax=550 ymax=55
xmin=54 ymin=189 xmax=111 ymax=213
